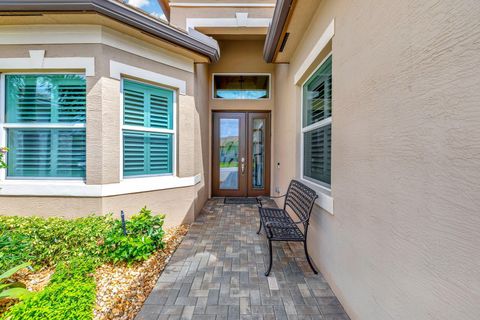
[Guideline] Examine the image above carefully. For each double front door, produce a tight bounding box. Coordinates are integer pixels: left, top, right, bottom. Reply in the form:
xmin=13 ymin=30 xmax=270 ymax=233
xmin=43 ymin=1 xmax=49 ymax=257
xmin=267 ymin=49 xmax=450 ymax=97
xmin=212 ymin=111 xmax=271 ymax=197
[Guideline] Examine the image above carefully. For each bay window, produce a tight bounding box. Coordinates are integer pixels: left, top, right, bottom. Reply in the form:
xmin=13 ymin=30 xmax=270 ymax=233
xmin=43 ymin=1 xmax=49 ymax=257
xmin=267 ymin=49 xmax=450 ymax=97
xmin=302 ymin=55 xmax=332 ymax=187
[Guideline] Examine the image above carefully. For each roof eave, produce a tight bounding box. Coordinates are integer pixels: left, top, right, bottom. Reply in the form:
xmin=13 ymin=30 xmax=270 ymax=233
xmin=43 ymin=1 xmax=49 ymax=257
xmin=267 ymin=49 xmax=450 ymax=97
xmin=0 ymin=0 xmax=219 ymax=63
xmin=156 ymin=0 xmax=170 ymax=21
xmin=263 ymin=0 xmax=294 ymax=63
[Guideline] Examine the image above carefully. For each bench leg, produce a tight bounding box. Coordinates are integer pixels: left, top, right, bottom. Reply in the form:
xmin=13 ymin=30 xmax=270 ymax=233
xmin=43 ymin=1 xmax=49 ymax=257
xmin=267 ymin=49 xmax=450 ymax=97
xmin=304 ymin=241 xmax=318 ymax=274
xmin=256 ymin=219 xmax=262 ymax=234
xmin=265 ymin=239 xmax=273 ymax=276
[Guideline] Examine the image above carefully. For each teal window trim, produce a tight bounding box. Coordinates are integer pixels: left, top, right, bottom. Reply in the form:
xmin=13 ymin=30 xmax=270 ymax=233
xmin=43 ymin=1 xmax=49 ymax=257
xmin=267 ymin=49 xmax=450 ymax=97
xmin=2 ymin=73 xmax=87 ymax=180
xmin=121 ymin=78 xmax=175 ymax=178
xmin=301 ymin=54 xmax=332 ymax=188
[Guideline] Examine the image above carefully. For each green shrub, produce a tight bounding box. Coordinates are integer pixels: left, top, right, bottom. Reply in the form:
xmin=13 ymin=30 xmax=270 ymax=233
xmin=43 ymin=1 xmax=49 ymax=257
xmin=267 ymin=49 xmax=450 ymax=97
xmin=50 ymin=257 xmax=97 ymax=284
xmin=103 ymin=207 xmax=165 ymax=265
xmin=0 ymin=233 xmax=32 ymax=272
xmin=3 ymin=278 xmax=96 ymax=320
xmin=0 ymin=215 xmax=114 ymax=271
xmin=3 ymin=258 xmax=97 ymax=320
xmin=0 ymin=208 xmax=166 ymax=319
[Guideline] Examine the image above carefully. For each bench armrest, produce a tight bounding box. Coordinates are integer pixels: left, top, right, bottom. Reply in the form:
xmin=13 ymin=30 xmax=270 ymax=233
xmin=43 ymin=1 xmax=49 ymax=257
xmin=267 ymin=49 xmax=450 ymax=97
xmin=256 ymin=194 xmax=286 ymax=208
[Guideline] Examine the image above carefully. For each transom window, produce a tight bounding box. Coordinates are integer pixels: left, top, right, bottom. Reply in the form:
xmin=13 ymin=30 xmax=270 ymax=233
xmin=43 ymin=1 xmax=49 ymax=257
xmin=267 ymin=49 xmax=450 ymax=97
xmin=302 ymin=55 xmax=332 ymax=187
xmin=122 ymin=79 xmax=174 ymax=177
xmin=4 ymin=74 xmax=87 ymax=178
xmin=213 ymin=74 xmax=270 ymax=99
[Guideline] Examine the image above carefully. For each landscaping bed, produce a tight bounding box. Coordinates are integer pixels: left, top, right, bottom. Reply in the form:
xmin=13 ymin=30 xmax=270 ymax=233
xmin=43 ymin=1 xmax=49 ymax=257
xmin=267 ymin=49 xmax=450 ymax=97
xmin=0 ymin=209 xmax=189 ymax=320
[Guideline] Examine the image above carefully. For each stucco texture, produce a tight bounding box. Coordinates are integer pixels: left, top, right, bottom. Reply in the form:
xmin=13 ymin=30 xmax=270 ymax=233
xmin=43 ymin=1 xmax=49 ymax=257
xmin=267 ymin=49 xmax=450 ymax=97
xmin=273 ymin=0 xmax=480 ymax=319
xmin=0 ymin=42 xmax=208 ymax=227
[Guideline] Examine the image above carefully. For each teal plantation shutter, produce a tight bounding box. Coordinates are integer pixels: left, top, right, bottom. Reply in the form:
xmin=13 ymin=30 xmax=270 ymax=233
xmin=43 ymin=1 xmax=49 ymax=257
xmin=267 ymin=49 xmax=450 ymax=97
xmin=5 ymin=74 xmax=87 ymax=178
xmin=6 ymin=74 xmax=86 ymax=123
xmin=7 ymin=129 xmax=86 ymax=178
xmin=122 ymin=80 xmax=174 ymax=177
xmin=123 ymin=79 xmax=173 ymax=129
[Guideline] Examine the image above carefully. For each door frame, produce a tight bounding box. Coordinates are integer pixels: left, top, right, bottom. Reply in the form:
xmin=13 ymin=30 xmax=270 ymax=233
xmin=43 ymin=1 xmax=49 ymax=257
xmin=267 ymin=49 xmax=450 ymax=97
xmin=211 ymin=110 xmax=271 ymax=197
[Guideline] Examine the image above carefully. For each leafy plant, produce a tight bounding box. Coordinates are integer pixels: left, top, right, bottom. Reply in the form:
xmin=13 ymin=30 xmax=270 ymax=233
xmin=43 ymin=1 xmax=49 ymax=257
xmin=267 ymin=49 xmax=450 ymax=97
xmin=3 ymin=278 xmax=96 ymax=320
xmin=103 ymin=207 xmax=165 ymax=265
xmin=0 ymin=263 xmax=32 ymax=301
xmin=3 ymin=258 xmax=97 ymax=320
xmin=0 ymin=215 xmax=114 ymax=271
xmin=50 ymin=257 xmax=97 ymax=284
xmin=0 ymin=147 xmax=7 ymax=169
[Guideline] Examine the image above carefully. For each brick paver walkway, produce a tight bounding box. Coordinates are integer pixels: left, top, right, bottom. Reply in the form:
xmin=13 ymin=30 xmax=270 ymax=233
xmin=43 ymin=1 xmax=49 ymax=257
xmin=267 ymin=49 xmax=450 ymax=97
xmin=136 ymin=199 xmax=350 ymax=320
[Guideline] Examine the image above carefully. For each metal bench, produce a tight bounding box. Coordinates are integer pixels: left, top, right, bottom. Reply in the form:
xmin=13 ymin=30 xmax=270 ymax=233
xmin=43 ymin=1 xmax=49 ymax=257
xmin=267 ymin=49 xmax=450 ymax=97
xmin=256 ymin=180 xmax=319 ymax=276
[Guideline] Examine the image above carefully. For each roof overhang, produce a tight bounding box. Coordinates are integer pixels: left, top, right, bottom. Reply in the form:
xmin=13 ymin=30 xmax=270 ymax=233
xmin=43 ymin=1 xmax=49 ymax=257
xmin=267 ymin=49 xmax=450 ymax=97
xmin=263 ymin=0 xmax=294 ymax=63
xmin=157 ymin=0 xmax=170 ymax=21
xmin=0 ymin=0 xmax=219 ymax=63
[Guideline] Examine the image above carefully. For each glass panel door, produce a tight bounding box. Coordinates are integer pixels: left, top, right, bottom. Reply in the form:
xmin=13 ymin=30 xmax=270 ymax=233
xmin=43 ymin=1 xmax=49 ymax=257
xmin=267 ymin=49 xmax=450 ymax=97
xmin=252 ymin=118 xmax=265 ymax=189
xmin=212 ymin=112 xmax=247 ymax=197
xmin=212 ymin=112 xmax=270 ymax=197
xmin=219 ymin=118 xmax=240 ymax=190
xmin=247 ymin=112 xmax=270 ymax=197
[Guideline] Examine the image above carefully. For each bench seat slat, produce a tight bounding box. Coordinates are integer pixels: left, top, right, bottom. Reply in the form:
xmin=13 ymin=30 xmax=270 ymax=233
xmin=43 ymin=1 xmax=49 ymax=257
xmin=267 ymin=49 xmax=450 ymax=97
xmin=259 ymin=207 xmax=305 ymax=241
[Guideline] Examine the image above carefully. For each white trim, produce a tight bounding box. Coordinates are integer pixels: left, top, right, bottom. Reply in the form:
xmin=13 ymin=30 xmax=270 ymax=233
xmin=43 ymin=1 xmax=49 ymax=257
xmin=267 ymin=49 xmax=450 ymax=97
xmin=2 ymin=123 xmax=86 ymax=129
xmin=211 ymin=73 xmax=271 ymax=100
xmin=0 ymin=50 xmax=95 ymax=76
xmin=186 ymin=13 xmax=271 ymax=30
xmin=0 ymin=74 xmax=5 ymax=181
xmin=301 ymin=117 xmax=331 ymax=133
xmin=294 ymin=19 xmax=335 ymax=84
xmin=0 ymin=25 xmax=194 ymax=73
xmin=0 ymin=174 xmax=201 ymax=197
xmin=110 ymin=60 xmax=187 ymax=95
xmin=299 ymin=53 xmax=334 ymax=215
xmin=170 ymin=2 xmax=275 ymax=7
xmin=122 ymin=125 xmax=174 ymax=134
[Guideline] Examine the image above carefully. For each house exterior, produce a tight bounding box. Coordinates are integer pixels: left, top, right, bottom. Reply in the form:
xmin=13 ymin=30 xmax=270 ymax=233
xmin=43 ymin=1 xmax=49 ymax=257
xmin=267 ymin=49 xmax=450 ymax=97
xmin=0 ymin=1 xmax=479 ymax=319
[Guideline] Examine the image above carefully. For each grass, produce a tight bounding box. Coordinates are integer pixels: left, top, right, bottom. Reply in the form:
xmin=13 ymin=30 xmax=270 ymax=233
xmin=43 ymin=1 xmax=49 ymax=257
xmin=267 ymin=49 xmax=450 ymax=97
xmin=220 ymin=161 xmax=238 ymax=168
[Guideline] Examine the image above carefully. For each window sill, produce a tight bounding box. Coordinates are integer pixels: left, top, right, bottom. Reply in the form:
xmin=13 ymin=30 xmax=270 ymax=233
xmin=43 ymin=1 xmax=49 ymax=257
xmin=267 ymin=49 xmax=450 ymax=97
xmin=0 ymin=174 xmax=201 ymax=197
xmin=300 ymin=178 xmax=334 ymax=215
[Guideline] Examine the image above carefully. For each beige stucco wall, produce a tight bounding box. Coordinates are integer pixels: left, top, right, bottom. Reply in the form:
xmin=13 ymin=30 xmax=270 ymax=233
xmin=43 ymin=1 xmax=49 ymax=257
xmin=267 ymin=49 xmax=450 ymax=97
xmin=193 ymin=63 xmax=210 ymax=214
xmin=0 ymin=186 xmax=196 ymax=227
xmin=210 ymin=40 xmax=275 ymax=111
xmin=0 ymin=42 xmax=208 ymax=227
xmin=273 ymin=0 xmax=480 ymax=319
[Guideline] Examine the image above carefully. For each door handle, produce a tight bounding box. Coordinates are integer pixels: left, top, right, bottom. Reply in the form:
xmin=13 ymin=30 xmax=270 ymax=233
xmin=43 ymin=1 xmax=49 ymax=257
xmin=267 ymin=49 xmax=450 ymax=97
xmin=241 ymin=157 xmax=245 ymax=174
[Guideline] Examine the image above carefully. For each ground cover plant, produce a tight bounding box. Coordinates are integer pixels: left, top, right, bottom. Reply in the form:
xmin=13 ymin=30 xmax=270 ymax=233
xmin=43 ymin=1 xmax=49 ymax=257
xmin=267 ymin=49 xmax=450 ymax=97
xmin=0 ymin=207 xmax=177 ymax=320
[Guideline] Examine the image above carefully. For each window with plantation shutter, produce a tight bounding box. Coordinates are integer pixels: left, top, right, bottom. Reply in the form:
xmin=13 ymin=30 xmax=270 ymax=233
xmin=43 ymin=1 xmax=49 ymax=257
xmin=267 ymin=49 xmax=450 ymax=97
xmin=122 ymin=79 xmax=174 ymax=177
xmin=123 ymin=79 xmax=173 ymax=129
xmin=302 ymin=55 xmax=332 ymax=187
xmin=4 ymin=74 xmax=86 ymax=179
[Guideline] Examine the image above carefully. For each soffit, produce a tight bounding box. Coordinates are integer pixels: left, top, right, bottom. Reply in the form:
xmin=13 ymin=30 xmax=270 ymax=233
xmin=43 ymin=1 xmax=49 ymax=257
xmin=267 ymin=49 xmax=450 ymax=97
xmin=272 ymin=0 xmax=320 ymax=63
xmin=0 ymin=13 xmax=210 ymax=63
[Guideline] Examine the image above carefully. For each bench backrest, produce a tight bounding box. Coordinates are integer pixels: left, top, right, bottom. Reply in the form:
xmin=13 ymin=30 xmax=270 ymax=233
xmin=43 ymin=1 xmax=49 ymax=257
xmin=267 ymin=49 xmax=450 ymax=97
xmin=284 ymin=180 xmax=318 ymax=224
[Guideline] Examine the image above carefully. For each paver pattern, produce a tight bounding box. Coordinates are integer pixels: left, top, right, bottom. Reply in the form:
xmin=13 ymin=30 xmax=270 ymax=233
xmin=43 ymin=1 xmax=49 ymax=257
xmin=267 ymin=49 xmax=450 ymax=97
xmin=136 ymin=198 xmax=350 ymax=320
